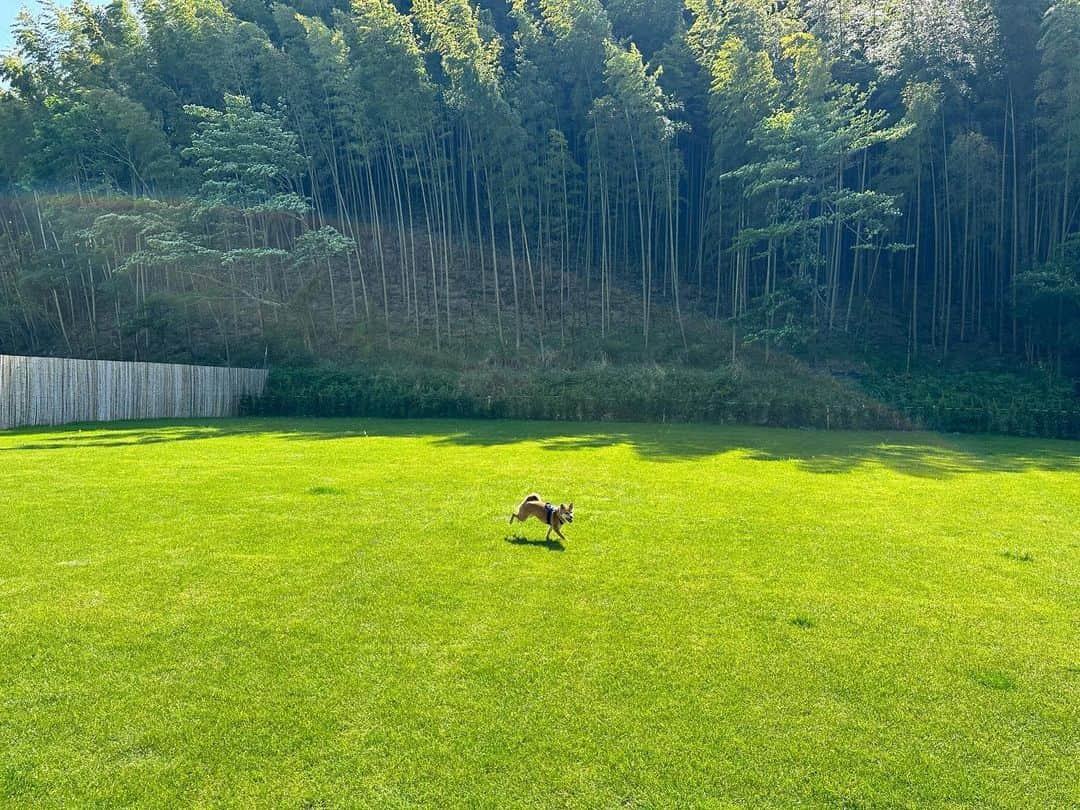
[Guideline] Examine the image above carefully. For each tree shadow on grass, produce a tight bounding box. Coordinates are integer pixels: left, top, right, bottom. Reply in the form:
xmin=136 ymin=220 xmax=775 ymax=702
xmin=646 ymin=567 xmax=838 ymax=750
xmin=0 ymin=426 xmax=230 ymax=450
xmin=1 ymin=417 xmax=1077 ymax=479
xmin=430 ymin=422 xmax=1080 ymax=478
xmin=505 ymin=534 xmax=565 ymax=552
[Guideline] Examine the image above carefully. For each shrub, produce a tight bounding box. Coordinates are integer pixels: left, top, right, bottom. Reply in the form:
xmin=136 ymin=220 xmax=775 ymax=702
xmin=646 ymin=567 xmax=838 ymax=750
xmin=244 ymin=363 xmax=903 ymax=430
xmin=243 ymin=364 xmax=1077 ymax=438
xmin=861 ymin=371 xmax=1080 ymax=439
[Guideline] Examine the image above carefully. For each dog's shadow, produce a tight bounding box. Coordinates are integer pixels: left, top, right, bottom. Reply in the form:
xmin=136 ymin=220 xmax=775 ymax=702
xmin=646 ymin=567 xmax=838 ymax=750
xmin=505 ymin=534 xmax=565 ymax=552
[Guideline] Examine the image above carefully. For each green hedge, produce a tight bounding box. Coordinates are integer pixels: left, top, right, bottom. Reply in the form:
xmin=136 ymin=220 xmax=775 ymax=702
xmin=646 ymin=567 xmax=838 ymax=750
xmin=863 ymin=372 xmax=1080 ymax=439
xmin=244 ymin=365 xmax=1079 ymax=438
xmin=243 ymin=365 xmax=905 ymax=431
xmin=898 ymin=404 xmax=1080 ymax=438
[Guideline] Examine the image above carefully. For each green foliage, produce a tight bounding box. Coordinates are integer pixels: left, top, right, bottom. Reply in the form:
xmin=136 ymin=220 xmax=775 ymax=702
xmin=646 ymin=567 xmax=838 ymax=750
xmin=861 ymin=369 xmax=1080 ymax=438
xmin=1016 ymin=238 xmax=1080 ymax=367
xmin=741 ymin=275 xmax=824 ymax=352
xmin=247 ymin=362 xmax=905 ymax=430
xmin=183 ymin=94 xmax=308 ymax=218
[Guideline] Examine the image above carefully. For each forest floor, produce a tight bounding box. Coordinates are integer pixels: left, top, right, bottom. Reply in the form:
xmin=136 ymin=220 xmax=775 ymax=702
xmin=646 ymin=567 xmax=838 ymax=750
xmin=1 ymin=418 xmax=1078 ymax=807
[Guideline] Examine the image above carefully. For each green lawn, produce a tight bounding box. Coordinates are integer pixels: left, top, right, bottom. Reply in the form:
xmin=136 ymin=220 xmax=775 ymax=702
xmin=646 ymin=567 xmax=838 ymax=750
xmin=1 ymin=419 xmax=1078 ymax=808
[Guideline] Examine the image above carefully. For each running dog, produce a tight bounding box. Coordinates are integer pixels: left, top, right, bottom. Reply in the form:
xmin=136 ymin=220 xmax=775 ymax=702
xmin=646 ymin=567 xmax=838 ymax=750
xmin=509 ymin=493 xmax=574 ymax=542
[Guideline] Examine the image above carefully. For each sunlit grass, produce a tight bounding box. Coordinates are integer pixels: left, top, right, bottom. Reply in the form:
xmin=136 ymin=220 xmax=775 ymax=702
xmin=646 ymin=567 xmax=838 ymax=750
xmin=1 ymin=418 xmax=1078 ymax=807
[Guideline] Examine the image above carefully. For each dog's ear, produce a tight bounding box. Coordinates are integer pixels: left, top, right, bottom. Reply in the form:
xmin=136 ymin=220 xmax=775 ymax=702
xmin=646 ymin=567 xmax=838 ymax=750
xmin=559 ymin=503 xmax=565 ymax=510
xmin=568 ymin=502 xmax=574 ymax=509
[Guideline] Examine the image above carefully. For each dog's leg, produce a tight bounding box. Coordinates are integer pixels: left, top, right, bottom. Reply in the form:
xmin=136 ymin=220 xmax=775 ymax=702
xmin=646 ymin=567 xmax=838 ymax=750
xmin=509 ymin=513 xmax=515 ymax=524
xmin=554 ymin=526 xmax=567 ymax=541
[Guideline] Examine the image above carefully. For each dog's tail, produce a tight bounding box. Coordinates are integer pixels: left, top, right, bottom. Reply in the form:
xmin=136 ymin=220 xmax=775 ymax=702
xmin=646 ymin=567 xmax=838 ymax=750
xmin=523 ymin=493 xmax=542 ymax=503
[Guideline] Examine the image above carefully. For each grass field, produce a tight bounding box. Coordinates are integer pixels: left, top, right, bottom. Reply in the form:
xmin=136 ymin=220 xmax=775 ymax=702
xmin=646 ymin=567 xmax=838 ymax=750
xmin=1 ymin=418 xmax=1078 ymax=808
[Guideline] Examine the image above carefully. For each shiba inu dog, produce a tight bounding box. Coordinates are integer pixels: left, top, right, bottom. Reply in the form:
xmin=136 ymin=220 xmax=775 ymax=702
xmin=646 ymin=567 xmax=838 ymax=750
xmin=509 ymin=493 xmax=574 ymax=542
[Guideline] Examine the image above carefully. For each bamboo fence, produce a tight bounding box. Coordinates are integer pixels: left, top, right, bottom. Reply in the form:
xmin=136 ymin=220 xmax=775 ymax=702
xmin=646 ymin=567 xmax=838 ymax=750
xmin=0 ymin=355 xmax=269 ymax=429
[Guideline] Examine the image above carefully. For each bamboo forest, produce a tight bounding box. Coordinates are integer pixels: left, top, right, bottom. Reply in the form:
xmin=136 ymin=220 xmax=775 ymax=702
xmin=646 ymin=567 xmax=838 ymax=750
xmin=1 ymin=0 xmax=1078 ymax=426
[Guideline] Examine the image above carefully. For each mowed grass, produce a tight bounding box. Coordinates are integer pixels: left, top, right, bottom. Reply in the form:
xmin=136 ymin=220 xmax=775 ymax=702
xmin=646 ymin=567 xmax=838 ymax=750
xmin=1 ymin=419 xmax=1078 ymax=808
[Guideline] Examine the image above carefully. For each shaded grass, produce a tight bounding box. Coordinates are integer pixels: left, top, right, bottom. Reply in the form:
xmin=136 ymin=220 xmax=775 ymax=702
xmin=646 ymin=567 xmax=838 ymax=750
xmin=1 ymin=418 xmax=1078 ymax=807
xmin=307 ymin=485 xmax=346 ymax=496
xmin=969 ymin=670 xmax=1018 ymax=691
xmin=505 ymin=534 xmax=566 ymax=552
xmin=1000 ymin=549 xmax=1036 ymax=563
